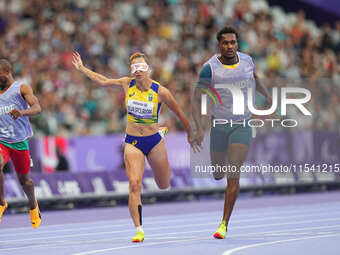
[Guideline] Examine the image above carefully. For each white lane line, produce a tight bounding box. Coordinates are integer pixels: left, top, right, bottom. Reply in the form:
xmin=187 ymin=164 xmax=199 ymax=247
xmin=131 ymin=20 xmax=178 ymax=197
xmin=0 ymin=212 xmax=340 ymax=243
xmin=3 ymin=201 xmax=340 ymax=232
xmin=71 ymin=232 xmax=340 ymax=255
xmin=2 ymin=206 xmax=339 ymax=237
xmin=2 ymin=223 xmax=340 ymax=252
xmin=71 ymin=237 xmax=208 ymax=255
xmin=0 ymin=238 xmax=206 ymax=253
xmin=2 ymin=204 xmax=340 ymax=237
xmin=221 ymin=233 xmax=340 ymax=255
xmin=0 ymin=215 xmax=340 ymax=247
xmin=140 ymin=224 xmax=340 ymax=239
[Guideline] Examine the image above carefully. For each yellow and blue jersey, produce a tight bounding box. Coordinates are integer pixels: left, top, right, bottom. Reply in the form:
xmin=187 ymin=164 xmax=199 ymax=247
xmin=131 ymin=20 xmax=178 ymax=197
xmin=125 ymin=78 xmax=162 ymax=124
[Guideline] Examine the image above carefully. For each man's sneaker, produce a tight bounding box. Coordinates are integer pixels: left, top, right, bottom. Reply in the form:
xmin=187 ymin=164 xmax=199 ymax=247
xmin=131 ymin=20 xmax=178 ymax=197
xmin=0 ymin=201 xmax=8 ymax=224
xmin=30 ymin=205 xmax=41 ymax=229
xmin=213 ymin=220 xmax=227 ymax=239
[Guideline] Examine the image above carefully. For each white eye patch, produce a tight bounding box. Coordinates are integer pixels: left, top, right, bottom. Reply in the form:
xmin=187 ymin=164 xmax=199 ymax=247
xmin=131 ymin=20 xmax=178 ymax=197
xmin=131 ymin=63 xmax=149 ymax=74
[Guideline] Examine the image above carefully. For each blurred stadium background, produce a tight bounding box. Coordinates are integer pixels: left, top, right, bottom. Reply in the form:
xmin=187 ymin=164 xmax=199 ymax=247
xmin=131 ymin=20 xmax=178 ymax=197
xmin=0 ymin=0 xmax=339 ymax=211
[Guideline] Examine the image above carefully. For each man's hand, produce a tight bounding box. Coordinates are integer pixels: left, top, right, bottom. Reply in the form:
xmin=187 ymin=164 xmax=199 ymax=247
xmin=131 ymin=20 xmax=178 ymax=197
xmin=9 ymin=108 xmax=23 ymax=120
xmin=190 ymin=128 xmax=204 ymax=153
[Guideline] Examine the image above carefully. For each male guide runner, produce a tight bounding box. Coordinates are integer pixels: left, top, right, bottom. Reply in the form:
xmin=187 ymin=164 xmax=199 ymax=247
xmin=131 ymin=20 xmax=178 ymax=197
xmin=192 ymin=27 xmax=272 ymax=239
xmin=0 ymin=59 xmax=42 ymax=228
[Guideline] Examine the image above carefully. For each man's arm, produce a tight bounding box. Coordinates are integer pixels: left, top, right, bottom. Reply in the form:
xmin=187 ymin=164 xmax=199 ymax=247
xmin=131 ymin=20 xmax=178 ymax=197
xmin=253 ymin=72 xmax=283 ymax=120
xmin=191 ymin=64 xmax=212 ymax=150
xmin=254 ymin=73 xmax=272 ymax=104
xmin=192 ymin=86 xmax=204 ymax=133
xmin=9 ymin=84 xmax=41 ymax=120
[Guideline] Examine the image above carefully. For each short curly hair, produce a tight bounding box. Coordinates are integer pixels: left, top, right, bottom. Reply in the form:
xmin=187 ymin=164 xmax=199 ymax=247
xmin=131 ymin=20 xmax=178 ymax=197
xmin=216 ymin=27 xmax=239 ymax=42
xmin=0 ymin=59 xmax=12 ymax=73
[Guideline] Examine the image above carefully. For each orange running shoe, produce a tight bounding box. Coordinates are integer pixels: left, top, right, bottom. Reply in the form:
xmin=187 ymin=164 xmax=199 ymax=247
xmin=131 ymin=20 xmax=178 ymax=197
xmin=0 ymin=201 xmax=8 ymax=224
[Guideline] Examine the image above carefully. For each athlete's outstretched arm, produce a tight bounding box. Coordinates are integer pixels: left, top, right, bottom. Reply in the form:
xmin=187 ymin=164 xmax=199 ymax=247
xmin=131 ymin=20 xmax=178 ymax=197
xmin=72 ymin=52 xmax=129 ymax=87
xmin=9 ymin=84 xmax=41 ymax=120
xmin=254 ymin=73 xmax=272 ymax=104
xmin=158 ymin=86 xmax=191 ymax=143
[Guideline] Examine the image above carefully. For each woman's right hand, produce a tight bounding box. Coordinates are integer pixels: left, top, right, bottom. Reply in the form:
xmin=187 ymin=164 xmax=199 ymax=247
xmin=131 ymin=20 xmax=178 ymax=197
xmin=72 ymin=51 xmax=84 ymax=70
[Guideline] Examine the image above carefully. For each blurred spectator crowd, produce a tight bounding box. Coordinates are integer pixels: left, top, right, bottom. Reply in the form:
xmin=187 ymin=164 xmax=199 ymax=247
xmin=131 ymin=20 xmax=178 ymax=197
xmin=0 ymin=0 xmax=339 ymax=136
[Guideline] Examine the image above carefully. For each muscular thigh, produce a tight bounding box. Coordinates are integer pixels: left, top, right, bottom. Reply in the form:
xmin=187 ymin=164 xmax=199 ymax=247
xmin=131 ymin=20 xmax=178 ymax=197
xmin=210 ymin=126 xmax=229 ymax=179
xmin=147 ymin=139 xmax=170 ymax=187
xmin=0 ymin=143 xmax=10 ymax=169
xmin=124 ymin=143 xmax=145 ymax=181
xmin=9 ymin=149 xmax=30 ymax=174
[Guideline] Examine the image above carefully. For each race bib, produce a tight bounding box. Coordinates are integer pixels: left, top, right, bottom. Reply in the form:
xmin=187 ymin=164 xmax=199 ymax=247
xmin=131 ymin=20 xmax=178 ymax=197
xmin=127 ymin=99 xmax=154 ymax=119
